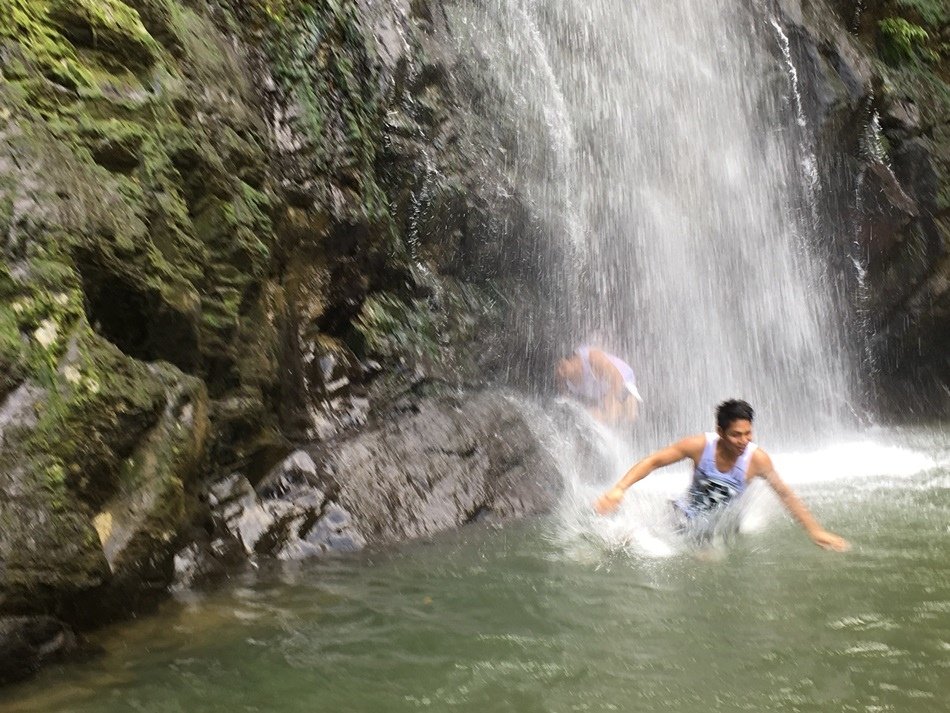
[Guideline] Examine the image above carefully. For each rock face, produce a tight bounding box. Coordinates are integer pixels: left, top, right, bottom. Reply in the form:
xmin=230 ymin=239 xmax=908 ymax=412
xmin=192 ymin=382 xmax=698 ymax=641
xmin=773 ymin=0 xmax=949 ymax=415
xmin=0 ymin=0 xmax=545 ymax=682
xmin=328 ymin=390 xmax=562 ymax=542
xmin=0 ymin=616 xmax=85 ymax=686
xmin=174 ymin=389 xmax=562 ymax=587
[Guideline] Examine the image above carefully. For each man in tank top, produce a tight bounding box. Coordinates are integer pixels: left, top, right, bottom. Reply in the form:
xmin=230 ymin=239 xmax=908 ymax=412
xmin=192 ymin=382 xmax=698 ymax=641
xmin=556 ymin=346 xmax=642 ymax=425
xmin=593 ymin=399 xmax=849 ymax=551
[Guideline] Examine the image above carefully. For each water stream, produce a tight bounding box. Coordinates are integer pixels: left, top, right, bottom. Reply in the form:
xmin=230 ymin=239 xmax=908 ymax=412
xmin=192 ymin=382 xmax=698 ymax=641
xmin=452 ymin=0 xmax=855 ymax=442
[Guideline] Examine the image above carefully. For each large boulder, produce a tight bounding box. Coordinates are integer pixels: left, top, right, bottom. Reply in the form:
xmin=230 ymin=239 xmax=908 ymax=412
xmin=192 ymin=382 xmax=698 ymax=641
xmin=0 ymin=347 xmax=210 ymax=623
xmin=0 ymin=616 xmax=85 ymax=686
xmin=179 ymin=389 xmax=564 ymax=583
xmin=328 ymin=389 xmax=564 ymax=542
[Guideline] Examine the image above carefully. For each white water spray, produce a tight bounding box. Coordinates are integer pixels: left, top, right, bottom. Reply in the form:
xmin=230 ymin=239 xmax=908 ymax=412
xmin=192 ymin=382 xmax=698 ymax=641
xmin=452 ymin=0 xmax=857 ymax=445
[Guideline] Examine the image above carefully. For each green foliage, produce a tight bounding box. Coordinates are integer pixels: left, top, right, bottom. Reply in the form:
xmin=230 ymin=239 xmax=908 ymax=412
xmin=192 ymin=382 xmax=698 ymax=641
xmin=895 ymin=0 xmax=949 ymax=29
xmin=878 ymin=17 xmax=937 ymax=64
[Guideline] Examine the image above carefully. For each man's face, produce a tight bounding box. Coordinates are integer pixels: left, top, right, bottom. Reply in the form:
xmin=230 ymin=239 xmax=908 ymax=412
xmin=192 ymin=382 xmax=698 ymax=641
xmin=718 ymin=419 xmax=753 ymax=456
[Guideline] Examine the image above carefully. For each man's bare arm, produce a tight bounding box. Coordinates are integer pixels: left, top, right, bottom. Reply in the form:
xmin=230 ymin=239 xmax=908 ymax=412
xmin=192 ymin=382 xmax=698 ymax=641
xmin=753 ymin=451 xmax=850 ymax=552
xmin=594 ymin=435 xmax=705 ymax=514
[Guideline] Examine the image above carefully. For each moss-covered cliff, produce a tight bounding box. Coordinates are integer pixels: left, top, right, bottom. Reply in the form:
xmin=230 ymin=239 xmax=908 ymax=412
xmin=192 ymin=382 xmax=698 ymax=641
xmin=0 ymin=0 xmax=533 ymax=669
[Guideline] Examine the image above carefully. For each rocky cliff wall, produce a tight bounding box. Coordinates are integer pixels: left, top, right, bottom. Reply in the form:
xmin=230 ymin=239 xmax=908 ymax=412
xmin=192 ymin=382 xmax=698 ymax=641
xmin=0 ymin=0 xmax=557 ymax=682
xmin=774 ymin=0 xmax=948 ymax=416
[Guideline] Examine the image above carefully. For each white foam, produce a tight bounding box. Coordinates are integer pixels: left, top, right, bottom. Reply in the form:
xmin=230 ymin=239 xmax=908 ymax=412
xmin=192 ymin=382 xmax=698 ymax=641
xmin=548 ymin=425 xmax=939 ymax=558
xmin=771 ymin=440 xmax=937 ymax=485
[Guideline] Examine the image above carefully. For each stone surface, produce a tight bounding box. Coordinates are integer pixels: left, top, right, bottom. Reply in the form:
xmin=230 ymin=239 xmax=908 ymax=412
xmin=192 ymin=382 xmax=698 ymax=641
xmin=323 ymin=389 xmax=564 ymax=544
xmin=774 ymin=0 xmax=949 ymax=415
xmin=192 ymin=448 xmax=365 ymax=573
xmin=0 ymin=616 xmax=84 ymax=686
xmin=194 ymin=389 xmax=563 ymax=569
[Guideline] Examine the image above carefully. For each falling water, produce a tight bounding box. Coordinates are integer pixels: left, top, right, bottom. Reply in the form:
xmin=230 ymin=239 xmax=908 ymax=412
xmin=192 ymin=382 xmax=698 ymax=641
xmin=451 ymin=0 xmax=856 ymax=444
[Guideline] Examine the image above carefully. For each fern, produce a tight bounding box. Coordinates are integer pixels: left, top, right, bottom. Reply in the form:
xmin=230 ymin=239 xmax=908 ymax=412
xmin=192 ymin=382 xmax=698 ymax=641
xmin=878 ymin=17 xmax=936 ymax=64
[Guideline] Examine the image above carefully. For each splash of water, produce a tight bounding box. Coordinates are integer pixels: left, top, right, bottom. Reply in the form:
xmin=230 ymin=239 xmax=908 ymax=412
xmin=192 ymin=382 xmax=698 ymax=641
xmin=523 ymin=396 xmax=938 ymax=559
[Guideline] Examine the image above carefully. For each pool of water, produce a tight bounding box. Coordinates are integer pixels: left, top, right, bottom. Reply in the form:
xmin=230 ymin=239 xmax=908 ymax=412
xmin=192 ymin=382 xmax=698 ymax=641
xmin=2 ymin=427 xmax=948 ymax=712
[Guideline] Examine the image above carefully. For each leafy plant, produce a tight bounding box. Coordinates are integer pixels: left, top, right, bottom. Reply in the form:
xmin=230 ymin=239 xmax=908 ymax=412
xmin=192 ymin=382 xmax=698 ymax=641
xmin=895 ymin=0 xmax=948 ymax=29
xmin=878 ymin=17 xmax=937 ymax=64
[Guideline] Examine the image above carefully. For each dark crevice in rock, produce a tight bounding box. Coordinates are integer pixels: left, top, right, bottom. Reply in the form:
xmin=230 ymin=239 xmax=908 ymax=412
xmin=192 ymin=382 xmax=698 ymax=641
xmin=424 ymin=444 xmax=478 ymax=459
xmin=75 ymin=252 xmax=200 ymax=373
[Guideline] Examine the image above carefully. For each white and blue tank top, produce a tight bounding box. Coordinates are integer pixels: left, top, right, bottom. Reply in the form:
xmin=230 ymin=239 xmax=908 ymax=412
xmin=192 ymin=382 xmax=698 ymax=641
xmin=566 ymin=347 xmax=641 ymax=403
xmin=676 ymin=432 xmax=757 ymax=517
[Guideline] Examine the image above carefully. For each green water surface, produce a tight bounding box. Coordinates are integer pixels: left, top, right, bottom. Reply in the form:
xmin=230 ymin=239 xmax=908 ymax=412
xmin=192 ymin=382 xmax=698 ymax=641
xmin=2 ymin=434 xmax=948 ymax=713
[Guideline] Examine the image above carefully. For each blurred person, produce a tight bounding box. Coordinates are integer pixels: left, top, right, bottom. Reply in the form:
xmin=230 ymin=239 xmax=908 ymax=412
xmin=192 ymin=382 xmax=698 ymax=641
xmin=594 ymin=399 xmax=849 ymax=551
xmin=556 ymin=346 xmax=642 ymax=425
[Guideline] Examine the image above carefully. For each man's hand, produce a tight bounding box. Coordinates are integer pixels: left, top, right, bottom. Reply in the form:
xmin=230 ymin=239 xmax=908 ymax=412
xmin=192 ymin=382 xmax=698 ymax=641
xmin=594 ymin=487 xmax=625 ymax=515
xmin=810 ymin=528 xmax=850 ymax=552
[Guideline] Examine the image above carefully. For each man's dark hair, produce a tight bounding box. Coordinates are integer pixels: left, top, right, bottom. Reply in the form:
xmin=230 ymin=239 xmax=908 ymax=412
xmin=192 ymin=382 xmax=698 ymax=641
xmin=716 ymin=399 xmax=754 ymax=430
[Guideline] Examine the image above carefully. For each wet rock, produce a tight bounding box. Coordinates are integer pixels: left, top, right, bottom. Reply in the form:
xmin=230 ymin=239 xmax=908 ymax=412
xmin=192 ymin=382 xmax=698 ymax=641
xmin=0 ymin=351 xmax=210 ymax=628
xmin=200 ymin=389 xmax=562 ymax=563
xmin=208 ymin=473 xmax=278 ymax=556
xmin=322 ymin=389 xmax=564 ymax=544
xmin=774 ymin=0 xmax=950 ymax=415
xmin=0 ymin=616 xmax=83 ymax=686
xmin=47 ymin=0 xmax=160 ymax=71
xmin=206 ymin=450 xmax=365 ymax=561
xmin=90 ymin=367 xmax=210 ymax=602
xmin=170 ymin=534 xmax=246 ymax=590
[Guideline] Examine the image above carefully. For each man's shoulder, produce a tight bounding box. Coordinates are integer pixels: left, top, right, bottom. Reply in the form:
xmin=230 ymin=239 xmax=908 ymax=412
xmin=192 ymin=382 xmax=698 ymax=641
xmin=748 ymin=446 xmax=772 ymax=475
xmin=677 ymin=433 xmax=707 ymax=458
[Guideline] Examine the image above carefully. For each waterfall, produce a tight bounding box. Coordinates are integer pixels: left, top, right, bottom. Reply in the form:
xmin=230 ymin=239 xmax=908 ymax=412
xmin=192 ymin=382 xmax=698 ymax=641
xmin=450 ymin=0 xmax=856 ymax=445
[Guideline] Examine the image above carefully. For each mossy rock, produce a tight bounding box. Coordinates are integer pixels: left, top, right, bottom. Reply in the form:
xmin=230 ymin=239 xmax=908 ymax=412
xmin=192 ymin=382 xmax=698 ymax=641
xmin=0 ymin=0 xmax=532 ymax=640
xmin=46 ymin=0 xmax=160 ymax=70
xmin=0 ymin=340 xmax=210 ymax=618
xmin=91 ymin=363 xmax=210 ymax=599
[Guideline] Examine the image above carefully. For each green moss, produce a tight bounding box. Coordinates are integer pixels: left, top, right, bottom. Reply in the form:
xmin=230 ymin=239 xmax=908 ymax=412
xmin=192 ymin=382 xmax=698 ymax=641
xmin=0 ymin=0 xmax=94 ymax=89
xmin=25 ymin=329 xmax=167 ymax=504
xmin=0 ymin=311 xmax=25 ymax=394
xmin=355 ymin=292 xmax=442 ymax=364
xmin=145 ymin=1 xmax=255 ymax=106
xmin=0 ymin=0 xmax=160 ymax=94
xmin=231 ymin=182 xmax=273 ymax=270
xmin=0 ymin=255 xmax=87 ymax=395
xmin=265 ymin=1 xmax=387 ymax=209
xmin=47 ymin=0 xmax=159 ymax=68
